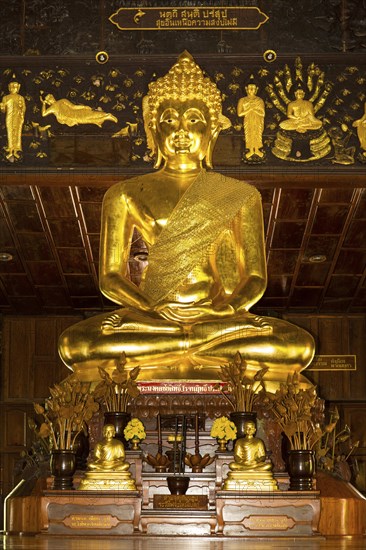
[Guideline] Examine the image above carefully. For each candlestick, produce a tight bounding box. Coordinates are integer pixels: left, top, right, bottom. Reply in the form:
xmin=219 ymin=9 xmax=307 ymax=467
xmin=157 ymin=413 xmax=162 ymax=453
xmin=180 ymin=416 xmax=187 ymax=474
xmin=195 ymin=413 xmax=199 ymax=453
xmin=173 ymin=417 xmax=178 ymax=475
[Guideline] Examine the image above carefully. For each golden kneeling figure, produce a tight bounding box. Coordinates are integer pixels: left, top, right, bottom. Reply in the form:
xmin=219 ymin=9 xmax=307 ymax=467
xmin=223 ymin=421 xmax=278 ymax=491
xmin=59 ymin=52 xmax=315 ymax=388
xmin=78 ymin=424 xmax=136 ymax=491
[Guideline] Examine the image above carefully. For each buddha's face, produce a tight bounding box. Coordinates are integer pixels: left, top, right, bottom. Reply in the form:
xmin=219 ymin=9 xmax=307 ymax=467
xmin=244 ymin=422 xmax=256 ymax=436
xmin=9 ymin=82 xmax=20 ymax=93
xmin=246 ymin=84 xmax=258 ymax=97
xmin=295 ymin=89 xmax=305 ymax=100
xmin=154 ymin=99 xmax=214 ymax=167
xmin=103 ymin=424 xmax=115 ymax=440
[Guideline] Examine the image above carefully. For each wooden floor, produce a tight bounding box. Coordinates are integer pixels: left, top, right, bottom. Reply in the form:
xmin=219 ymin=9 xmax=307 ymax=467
xmin=1 ymin=536 xmax=366 ymax=549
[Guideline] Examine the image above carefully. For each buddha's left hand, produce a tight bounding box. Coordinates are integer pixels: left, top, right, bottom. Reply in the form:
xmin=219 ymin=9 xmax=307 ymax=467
xmin=156 ymin=301 xmax=235 ymax=323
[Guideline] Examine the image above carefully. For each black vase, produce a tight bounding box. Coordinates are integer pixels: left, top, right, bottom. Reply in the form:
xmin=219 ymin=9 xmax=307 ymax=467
xmin=167 ymin=475 xmax=190 ymax=495
xmin=104 ymin=411 xmax=131 ymax=447
xmin=50 ymin=450 xmax=76 ymax=490
xmin=288 ymin=449 xmax=315 ymax=491
xmin=230 ymin=411 xmax=257 ymax=440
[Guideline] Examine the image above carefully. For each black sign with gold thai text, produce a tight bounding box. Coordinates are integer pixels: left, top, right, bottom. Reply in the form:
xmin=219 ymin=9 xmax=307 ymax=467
xmin=109 ymin=7 xmax=269 ymax=31
xmin=307 ymin=355 xmax=357 ymax=371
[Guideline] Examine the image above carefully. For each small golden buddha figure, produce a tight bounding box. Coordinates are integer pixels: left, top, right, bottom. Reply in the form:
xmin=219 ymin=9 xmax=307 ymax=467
xmin=237 ymin=76 xmax=265 ymax=161
xmin=229 ymin=421 xmax=271 ymax=472
xmin=1 ymin=78 xmax=26 ymax=161
xmin=273 ymin=81 xmax=331 ymax=162
xmin=223 ymin=421 xmax=278 ymax=491
xmin=59 ymin=52 xmax=314 ymax=387
xmin=279 ymin=84 xmax=322 ymax=134
xmin=88 ymin=424 xmax=130 ymax=472
xmin=40 ymin=93 xmax=117 ymax=127
xmin=78 ymin=424 xmax=136 ymax=490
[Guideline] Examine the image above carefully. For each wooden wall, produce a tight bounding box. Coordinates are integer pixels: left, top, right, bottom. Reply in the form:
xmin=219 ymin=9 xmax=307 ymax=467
xmin=0 ymin=316 xmax=80 ymax=500
xmin=1 ymin=313 xmax=365 ymax=500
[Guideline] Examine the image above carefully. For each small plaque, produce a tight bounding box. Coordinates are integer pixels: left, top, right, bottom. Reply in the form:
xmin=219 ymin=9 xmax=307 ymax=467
xmin=307 ymin=355 xmax=356 ymax=371
xmin=154 ymin=494 xmax=208 ymax=510
xmin=138 ymin=381 xmax=226 ymax=394
xmin=244 ymin=515 xmax=295 ymax=531
xmin=63 ymin=514 xmax=119 ymax=529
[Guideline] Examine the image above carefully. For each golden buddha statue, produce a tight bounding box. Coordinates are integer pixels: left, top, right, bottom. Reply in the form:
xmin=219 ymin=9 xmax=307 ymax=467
xmin=223 ymin=420 xmax=278 ymax=491
xmin=279 ymin=84 xmax=322 ymax=134
xmin=229 ymin=421 xmax=271 ymax=472
xmin=40 ymin=93 xmax=118 ymax=127
xmin=59 ymin=52 xmax=315 ymax=387
xmin=237 ymin=76 xmax=265 ymax=161
xmin=78 ymin=424 xmax=136 ymax=490
xmin=1 ymin=78 xmax=26 ymax=161
xmin=88 ymin=424 xmax=130 ymax=472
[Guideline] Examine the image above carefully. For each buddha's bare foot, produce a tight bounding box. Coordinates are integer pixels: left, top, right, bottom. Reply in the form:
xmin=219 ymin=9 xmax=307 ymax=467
xmin=101 ymin=313 xmax=124 ymax=331
xmin=240 ymin=315 xmax=273 ymax=333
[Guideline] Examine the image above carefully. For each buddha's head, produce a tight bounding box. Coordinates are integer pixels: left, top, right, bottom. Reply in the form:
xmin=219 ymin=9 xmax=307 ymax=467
xmin=8 ymin=81 xmax=21 ymax=94
xmin=244 ymin=421 xmax=256 ymax=436
xmin=293 ymin=81 xmax=307 ymax=100
xmin=144 ymin=51 xmax=231 ymax=169
xmin=103 ymin=424 xmax=116 ymax=440
xmin=45 ymin=94 xmax=56 ymax=104
xmin=245 ymin=75 xmax=259 ymax=97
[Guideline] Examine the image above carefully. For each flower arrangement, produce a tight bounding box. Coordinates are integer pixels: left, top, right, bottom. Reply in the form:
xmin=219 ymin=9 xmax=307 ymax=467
xmin=315 ymin=406 xmax=359 ymax=479
xmin=210 ymin=416 xmax=237 ymax=441
xmin=216 ymin=351 xmax=268 ymax=412
xmin=124 ymin=418 xmax=146 ymax=442
xmin=93 ymin=352 xmax=140 ymax=412
xmin=33 ymin=374 xmax=99 ymax=450
xmin=262 ymin=372 xmax=335 ymax=451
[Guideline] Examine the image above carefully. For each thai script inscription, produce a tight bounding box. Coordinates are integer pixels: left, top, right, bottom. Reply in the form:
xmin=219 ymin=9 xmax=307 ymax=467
xmin=109 ymin=7 xmax=269 ymax=31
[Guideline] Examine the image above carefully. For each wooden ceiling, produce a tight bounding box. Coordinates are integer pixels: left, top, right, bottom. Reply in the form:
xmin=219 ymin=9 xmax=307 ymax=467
xmin=1 ymin=172 xmax=365 ymax=317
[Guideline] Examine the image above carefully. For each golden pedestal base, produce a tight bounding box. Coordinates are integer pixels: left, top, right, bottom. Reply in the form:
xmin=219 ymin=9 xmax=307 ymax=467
xmin=78 ymin=471 xmax=137 ymax=491
xmin=223 ymin=470 xmax=278 ymax=491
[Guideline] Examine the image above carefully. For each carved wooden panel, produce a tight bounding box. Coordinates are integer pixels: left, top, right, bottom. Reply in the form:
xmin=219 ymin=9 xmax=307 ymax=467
xmin=1 ymin=316 xmax=80 ymax=401
xmin=285 ymin=314 xmax=366 ymax=401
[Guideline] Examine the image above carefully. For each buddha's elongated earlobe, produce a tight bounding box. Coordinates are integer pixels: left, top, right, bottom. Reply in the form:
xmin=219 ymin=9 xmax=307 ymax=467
xmin=153 ymin=146 xmax=163 ymax=169
xmin=205 ymin=126 xmax=220 ymax=169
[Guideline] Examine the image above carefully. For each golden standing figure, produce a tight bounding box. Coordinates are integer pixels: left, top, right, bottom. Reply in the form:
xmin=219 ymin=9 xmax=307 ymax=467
xmin=1 ymin=79 xmax=26 ymax=161
xmin=352 ymin=103 xmax=366 ymax=159
xmin=59 ymin=52 xmax=315 ymax=387
xmin=237 ymin=77 xmax=265 ymax=160
xmin=223 ymin=420 xmax=278 ymax=490
xmin=78 ymin=424 xmax=136 ymax=490
xmin=40 ymin=93 xmax=118 ymax=127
